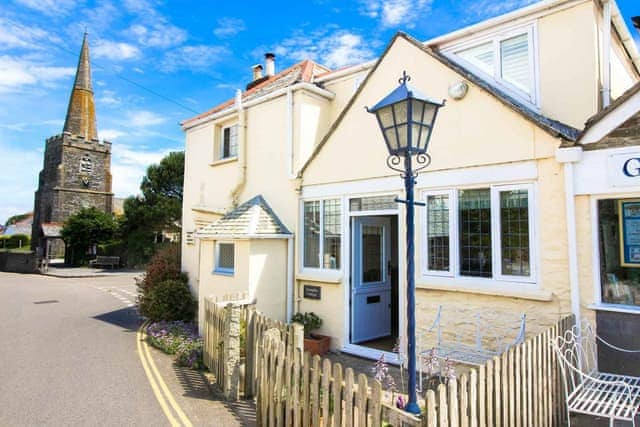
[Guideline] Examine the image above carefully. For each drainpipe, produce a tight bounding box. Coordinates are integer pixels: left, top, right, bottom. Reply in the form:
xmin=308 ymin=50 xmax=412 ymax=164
xmin=556 ymin=146 xmax=583 ymax=326
xmin=602 ymin=0 xmax=612 ymax=108
xmin=287 ymin=238 xmax=294 ymax=321
xmin=230 ymin=89 xmax=247 ymax=206
xmin=286 ymin=87 xmax=295 ymax=178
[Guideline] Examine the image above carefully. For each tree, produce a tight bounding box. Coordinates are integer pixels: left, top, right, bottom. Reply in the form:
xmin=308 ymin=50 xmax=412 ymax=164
xmin=119 ymin=151 xmax=184 ymax=266
xmin=61 ymin=207 xmax=117 ymax=265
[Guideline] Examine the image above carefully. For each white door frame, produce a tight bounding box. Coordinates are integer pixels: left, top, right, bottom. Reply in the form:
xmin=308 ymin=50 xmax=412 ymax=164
xmin=342 ymin=208 xmax=402 ymax=363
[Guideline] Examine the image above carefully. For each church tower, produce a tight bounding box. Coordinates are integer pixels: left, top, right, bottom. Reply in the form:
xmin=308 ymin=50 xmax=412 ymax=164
xmin=31 ymin=33 xmax=113 ymax=258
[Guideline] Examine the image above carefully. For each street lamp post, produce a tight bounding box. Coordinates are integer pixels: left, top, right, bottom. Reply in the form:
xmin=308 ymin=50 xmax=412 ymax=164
xmin=367 ymin=71 xmax=444 ymax=415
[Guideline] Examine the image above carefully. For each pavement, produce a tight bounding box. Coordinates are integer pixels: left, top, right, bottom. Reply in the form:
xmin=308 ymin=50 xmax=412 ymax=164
xmin=0 ymin=271 xmax=256 ymax=426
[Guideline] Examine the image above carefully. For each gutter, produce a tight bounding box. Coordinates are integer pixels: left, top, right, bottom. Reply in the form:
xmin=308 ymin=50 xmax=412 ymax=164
xmin=556 ymin=146 xmax=584 ymax=326
xmin=182 ymin=82 xmax=335 ymax=132
xmin=287 ymin=238 xmax=294 ymax=321
xmin=313 ymin=61 xmax=375 ymax=83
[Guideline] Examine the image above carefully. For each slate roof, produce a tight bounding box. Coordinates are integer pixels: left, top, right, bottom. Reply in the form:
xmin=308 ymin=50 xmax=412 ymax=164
xmin=579 ymin=81 xmax=640 ymax=139
xmin=182 ymin=60 xmax=330 ymax=128
xmin=197 ymin=195 xmax=291 ymax=238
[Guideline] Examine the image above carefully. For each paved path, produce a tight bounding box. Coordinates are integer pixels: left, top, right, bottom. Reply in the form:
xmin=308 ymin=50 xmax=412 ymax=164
xmin=0 ymin=271 xmax=253 ymax=426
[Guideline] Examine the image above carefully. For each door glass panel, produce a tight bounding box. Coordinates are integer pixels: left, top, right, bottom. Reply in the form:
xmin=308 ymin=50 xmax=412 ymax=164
xmin=362 ymin=225 xmax=383 ymax=283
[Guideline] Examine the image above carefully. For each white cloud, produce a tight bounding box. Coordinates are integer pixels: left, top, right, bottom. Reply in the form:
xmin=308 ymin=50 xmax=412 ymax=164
xmin=128 ymin=110 xmax=166 ymax=127
xmin=213 ymin=17 xmax=246 ymax=38
xmin=461 ymin=0 xmax=537 ymax=21
xmin=99 ymin=128 xmax=126 ymax=140
xmin=97 ymin=90 xmax=121 ymax=106
xmin=0 ymin=55 xmax=75 ymax=93
xmin=161 ymin=45 xmax=229 ymax=73
xmin=129 ymin=23 xmax=187 ymax=48
xmin=359 ymin=0 xmax=433 ymax=28
xmin=111 ymin=143 xmax=181 ymax=197
xmin=274 ymin=29 xmax=375 ymax=68
xmin=0 ymin=142 xmax=41 ymax=225
xmin=0 ymin=17 xmax=61 ymax=50
xmin=1 ymin=119 xmax=62 ymax=132
xmin=14 ymin=0 xmax=78 ymax=16
xmin=93 ymin=40 xmax=141 ymax=61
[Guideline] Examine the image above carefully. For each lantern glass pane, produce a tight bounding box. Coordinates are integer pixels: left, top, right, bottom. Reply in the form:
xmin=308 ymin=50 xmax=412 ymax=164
xmin=411 ymin=123 xmax=423 ymax=151
xmin=411 ymin=100 xmax=426 ymax=124
xmin=377 ymin=105 xmax=395 ymax=129
xmin=420 ymin=125 xmax=432 ymax=151
xmin=393 ymin=101 xmax=408 ymax=126
xmin=422 ymin=103 xmax=438 ymax=127
xmin=384 ymin=128 xmax=398 ymax=151
xmin=396 ymin=123 xmax=408 ymax=150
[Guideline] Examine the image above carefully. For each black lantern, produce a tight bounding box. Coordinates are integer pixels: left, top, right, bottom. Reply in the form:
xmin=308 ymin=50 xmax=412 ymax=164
xmin=367 ymin=71 xmax=444 ymax=157
xmin=367 ymin=71 xmax=444 ymax=415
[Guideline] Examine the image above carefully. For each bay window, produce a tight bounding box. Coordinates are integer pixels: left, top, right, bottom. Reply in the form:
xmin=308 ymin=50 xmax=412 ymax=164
xmin=424 ymin=184 xmax=534 ymax=283
xmin=303 ymin=199 xmax=341 ymax=270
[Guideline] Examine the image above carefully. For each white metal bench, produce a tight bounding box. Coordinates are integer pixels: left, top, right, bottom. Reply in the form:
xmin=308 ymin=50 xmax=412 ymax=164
xmin=419 ymin=305 xmax=526 ymax=366
xmin=551 ymin=322 xmax=640 ymax=426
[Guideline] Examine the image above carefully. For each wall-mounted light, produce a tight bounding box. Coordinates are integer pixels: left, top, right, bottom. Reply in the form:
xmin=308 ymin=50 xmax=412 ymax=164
xmin=448 ymin=80 xmax=469 ymax=100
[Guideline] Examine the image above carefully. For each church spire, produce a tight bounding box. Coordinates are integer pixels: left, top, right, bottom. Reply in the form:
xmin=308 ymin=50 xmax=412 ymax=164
xmin=62 ymin=32 xmax=98 ymax=140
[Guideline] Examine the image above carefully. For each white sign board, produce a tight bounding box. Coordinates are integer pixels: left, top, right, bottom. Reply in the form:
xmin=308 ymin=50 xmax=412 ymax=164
xmin=607 ymin=152 xmax=640 ymax=187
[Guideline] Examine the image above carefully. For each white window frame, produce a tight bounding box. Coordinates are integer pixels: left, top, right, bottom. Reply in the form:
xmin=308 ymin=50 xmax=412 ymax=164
xmin=423 ymin=189 xmax=456 ymax=277
xmin=421 ymin=183 xmax=536 ymax=284
xmin=214 ymin=241 xmax=235 ymax=275
xmin=444 ymin=23 xmax=539 ymax=107
xmin=300 ymin=198 xmax=342 ymax=272
xmin=218 ymin=124 xmax=238 ymax=160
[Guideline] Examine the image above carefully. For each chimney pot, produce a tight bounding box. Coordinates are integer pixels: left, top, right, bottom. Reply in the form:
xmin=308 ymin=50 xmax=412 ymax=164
xmin=265 ymin=53 xmax=275 ymax=77
xmin=252 ymin=64 xmax=263 ymax=81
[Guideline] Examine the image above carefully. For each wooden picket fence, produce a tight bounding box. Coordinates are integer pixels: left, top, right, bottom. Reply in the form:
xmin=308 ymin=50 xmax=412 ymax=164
xmin=256 ymin=331 xmax=421 ymax=427
xmin=422 ymin=314 xmax=575 ymax=427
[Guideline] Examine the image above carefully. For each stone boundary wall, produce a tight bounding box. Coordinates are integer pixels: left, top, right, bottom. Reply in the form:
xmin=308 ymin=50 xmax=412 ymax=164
xmin=0 ymin=251 xmax=38 ymax=273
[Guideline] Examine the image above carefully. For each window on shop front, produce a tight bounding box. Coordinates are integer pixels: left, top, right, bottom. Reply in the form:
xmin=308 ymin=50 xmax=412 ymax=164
xmin=424 ymin=184 xmax=533 ymax=282
xmin=303 ymin=199 xmax=341 ymax=270
xmin=598 ymin=199 xmax=640 ymax=307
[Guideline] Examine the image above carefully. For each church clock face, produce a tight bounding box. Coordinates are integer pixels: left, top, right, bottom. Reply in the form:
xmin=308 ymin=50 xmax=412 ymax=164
xmin=79 ymin=154 xmax=93 ymax=187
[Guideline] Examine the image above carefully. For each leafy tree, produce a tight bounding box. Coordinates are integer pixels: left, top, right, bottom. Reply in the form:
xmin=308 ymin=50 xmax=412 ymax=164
xmin=4 ymin=212 xmax=31 ymax=227
xmin=61 ymin=207 xmax=117 ymax=265
xmin=119 ymin=151 xmax=184 ymax=266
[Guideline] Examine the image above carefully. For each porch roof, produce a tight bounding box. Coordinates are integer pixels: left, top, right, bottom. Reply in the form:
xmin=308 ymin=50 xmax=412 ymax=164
xmin=196 ymin=195 xmax=291 ymax=239
xmin=41 ymin=223 xmax=62 ymax=238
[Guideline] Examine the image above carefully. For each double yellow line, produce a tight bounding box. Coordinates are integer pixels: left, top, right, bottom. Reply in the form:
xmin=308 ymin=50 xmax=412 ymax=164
xmin=137 ymin=321 xmax=194 ymax=427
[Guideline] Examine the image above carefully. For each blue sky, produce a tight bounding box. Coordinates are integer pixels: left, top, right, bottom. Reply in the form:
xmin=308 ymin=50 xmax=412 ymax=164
xmin=1 ymin=0 xmax=639 ymax=224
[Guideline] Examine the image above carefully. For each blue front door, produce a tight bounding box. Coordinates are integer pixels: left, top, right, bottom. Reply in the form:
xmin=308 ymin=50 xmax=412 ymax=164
xmin=351 ymin=216 xmax=392 ymax=344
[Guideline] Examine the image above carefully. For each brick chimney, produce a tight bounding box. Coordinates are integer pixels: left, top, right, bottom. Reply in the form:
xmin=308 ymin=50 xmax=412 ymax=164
xmin=265 ymin=53 xmax=275 ymax=77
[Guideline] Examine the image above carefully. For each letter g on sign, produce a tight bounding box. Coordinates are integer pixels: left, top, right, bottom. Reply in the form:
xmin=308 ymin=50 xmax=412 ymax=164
xmin=623 ymin=158 xmax=640 ymax=177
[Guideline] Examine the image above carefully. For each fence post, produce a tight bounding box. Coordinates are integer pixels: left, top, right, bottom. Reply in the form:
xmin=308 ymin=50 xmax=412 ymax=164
xmin=293 ymin=322 xmax=305 ymax=361
xmin=223 ymin=302 xmax=241 ymax=401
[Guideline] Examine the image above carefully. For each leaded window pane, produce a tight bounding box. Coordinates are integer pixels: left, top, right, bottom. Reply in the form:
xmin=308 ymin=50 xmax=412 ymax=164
xmin=427 ymin=194 xmax=450 ymax=271
xmin=323 ymin=199 xmax=341 ymax=269
xmin=303 ymin=201 xmax=320 ymax=268
xmin=459 ymin=189 xmax=492 ymax=277
xmin=500 ymin=190 xmax=530 ymax=276
xmin=362 ymin=225 xmax=383 ymax=283
xmin=218 ymin=243 xmax=234 ymax=271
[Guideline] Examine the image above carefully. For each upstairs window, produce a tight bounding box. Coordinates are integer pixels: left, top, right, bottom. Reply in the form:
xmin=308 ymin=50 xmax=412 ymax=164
xmin=452 ymin=27 xmax=536 ymax=104
xmin=217 ymin=124 xmax=238 ymax=160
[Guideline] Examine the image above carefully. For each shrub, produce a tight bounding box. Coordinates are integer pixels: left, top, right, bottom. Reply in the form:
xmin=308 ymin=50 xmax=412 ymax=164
xmin=147 ymin=321 xmax=204 ymax=370
xmin=140 ymin=279 xmax=196 ymax=322
xmin=291 ymin=312 xmax=322 ymax=338
xmin=137 ymin=244 xmax=192 ymax=321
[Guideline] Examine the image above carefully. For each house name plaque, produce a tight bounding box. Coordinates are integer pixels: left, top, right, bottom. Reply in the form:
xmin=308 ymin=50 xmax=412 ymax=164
xmin=303 ymin=285 xmax=321 ymax=300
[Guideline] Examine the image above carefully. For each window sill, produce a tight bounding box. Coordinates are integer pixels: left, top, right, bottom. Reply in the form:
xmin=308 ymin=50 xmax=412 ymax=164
xmin=210 ymin=157 xmax=238 ymax=167
xmin=213 ymin=269 xmax=234 ymax=277
xmin=416 ymin=277 xmax=552 ymax=301
xmin=588 ymin=303 xmax=640 ymax=315
xmin=297 ymin=270 xmax=343 ymax=284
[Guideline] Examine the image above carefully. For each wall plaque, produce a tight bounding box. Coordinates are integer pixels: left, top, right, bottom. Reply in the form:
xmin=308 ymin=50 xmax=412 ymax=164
xmin=303 ymin=285 xmax=321 ymax=300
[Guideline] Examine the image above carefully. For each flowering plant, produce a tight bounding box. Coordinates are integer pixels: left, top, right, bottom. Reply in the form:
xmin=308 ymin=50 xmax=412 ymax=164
xmin=147 ymin=321 xmax=204 ymax=370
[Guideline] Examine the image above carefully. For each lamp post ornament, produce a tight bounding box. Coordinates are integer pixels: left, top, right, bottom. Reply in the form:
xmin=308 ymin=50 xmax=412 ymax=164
xmin=367 ymin=71 xmax=445 ymax=415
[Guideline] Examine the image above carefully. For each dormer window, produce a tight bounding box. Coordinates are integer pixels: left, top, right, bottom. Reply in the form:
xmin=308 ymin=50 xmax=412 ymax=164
xmin=450 ymin=26 xmax=536 ymax=105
